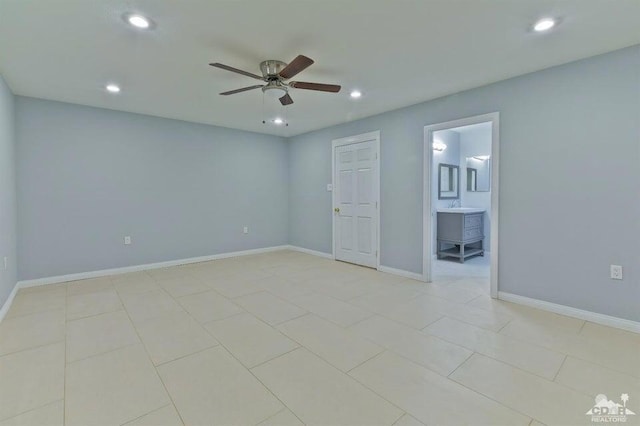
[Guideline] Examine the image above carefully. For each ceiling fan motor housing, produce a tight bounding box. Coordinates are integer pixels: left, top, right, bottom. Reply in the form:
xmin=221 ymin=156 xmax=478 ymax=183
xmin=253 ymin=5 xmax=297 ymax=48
xmin=260 ymin=60 xmax=287 ymax=79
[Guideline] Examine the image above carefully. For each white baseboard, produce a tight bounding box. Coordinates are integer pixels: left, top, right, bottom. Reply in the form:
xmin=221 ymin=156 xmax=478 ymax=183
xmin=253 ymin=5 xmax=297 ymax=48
xmin=378 ymin=265 xmax=425 ymax=281
xmin=12 ymin=244 xmax=635 ymax=335
xmin=16 ymin=245 xmax=290 ymax=290
xmin=286 ymin=245 xmax=425 ymax=282
xmin=286 ymin=245 xmax=333 ymax=259
xmin=498 ymin=291 xmax=640 ymax=334
xmin=0 ymin=282 xmax=20 ymax=322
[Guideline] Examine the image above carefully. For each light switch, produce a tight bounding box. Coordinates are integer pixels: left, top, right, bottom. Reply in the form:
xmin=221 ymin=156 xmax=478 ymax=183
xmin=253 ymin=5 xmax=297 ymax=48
xmin=124 ymin=236 xmax=132 ymax=245
xmin=327 ymin=184 xmax=333 ymax=191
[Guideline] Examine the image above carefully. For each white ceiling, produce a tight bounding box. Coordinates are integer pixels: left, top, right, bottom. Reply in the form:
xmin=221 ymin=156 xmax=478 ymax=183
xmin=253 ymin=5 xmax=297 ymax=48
xmin=450 ymin=122 xmax=492 ymax=135
xmin=1 ymin=0 xmax=638 ymax=137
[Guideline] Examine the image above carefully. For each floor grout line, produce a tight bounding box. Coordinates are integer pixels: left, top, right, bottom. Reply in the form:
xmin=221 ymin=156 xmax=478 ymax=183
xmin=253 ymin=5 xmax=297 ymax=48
xmin=0 ymin=399 xmax=64 ymax=423
xmin=270 ymin=310 xmax=312 ymax=327
xmin=149 ymin=285 xmax=303 ymax=424
xmin=2 ymin=305 xmax=66 ymax=322
xmin=465 ymin=293 xmax=485 ymax=305
xmin=496 ymin=316 xmax=514 ymax=333
xmin=119 ymin=403 xmax=173 ymax=426
xmin=345 ymin=311 xmax=377 ymax=328
xmin=65 ymin=306 xmax=125 ymax=323
xmin=342 ymin=350 xmax=421 ymax=423
xmin=445 ymin=349 xmax=476 ymax=379
xmin=421 ymin=319 xmax=570 ymax=383
xmin=551 ymin=354 xmax=568 ymax=382
xmin=151 ymin=338 xmax=220 ymax=367
xmin=268 ymin=345 xmax=407 ymax=426
xmin=65 ymin=339 xmax=143 ymax=366
xmin=247 ymin=345 xmax=303 ymax=371
xmin=255 ymin=407 xmax=293 ymax=426
xmin=578 ymin=319 xmax=587 ymax=334
xmin=113 ymin=284 xmax=188 ymax=426
xmin=5 ymin=252 xmax=637 ymax=425
xmin=449 ymin=350 xmax=612 ymax=416
xmin=391 ymin=413 xmax=414 ymax=426
xmin=209 ymin=337 xmax=305 ymax=425
xmin=445 ymin=353 xmax=536 ymax=423
xmin=0 ymin=337 xmax=66 ymax=359
xmin=345 ymin=347 xmax=387 ymax=374
xmin=272 ymin=312 xmax=384 ymax=375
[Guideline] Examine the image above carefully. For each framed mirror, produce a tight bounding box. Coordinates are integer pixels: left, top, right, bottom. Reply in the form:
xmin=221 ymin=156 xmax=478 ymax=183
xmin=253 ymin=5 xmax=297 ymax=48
xmin=465 ymin=156 xmax=490 ymax=192
xmin=438 ymin=163 xmax=459 ymax=199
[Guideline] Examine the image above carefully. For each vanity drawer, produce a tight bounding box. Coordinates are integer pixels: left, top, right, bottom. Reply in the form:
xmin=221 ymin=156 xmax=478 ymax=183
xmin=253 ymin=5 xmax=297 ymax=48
xmin=464 ymin=226 xmax=483 ymax=240
xmin=464 ymin=214 xmax=483 ymax=229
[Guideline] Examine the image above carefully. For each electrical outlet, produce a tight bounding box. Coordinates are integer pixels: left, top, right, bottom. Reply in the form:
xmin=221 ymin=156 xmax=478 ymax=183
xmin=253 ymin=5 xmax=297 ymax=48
xmin=243 ymin=226 xmax=249 ymax=234
xmin=124 ymin=236 xmax=132 ymax=245
xmin=610 ymin=265 xmax=623 ymax=280
xmin=326 ymin=183 xmax=333 ymax=192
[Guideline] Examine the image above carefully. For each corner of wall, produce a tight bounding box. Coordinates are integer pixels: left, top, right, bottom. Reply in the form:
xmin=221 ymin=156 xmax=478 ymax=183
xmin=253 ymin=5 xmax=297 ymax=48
xmin=0 ymin=74 xmax=18 ymax=316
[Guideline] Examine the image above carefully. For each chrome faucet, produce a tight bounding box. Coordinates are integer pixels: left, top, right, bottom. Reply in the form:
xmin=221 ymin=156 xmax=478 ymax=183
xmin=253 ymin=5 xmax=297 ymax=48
xmin=448 ymin=199 xmax=461 ymax=208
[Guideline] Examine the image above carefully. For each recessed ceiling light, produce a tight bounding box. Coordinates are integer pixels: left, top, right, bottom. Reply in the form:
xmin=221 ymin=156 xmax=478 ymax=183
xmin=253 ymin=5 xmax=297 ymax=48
xmin=273 ymin=117 xmax=284 ymax=125
xmin=533 ymin=18 xmax=556 ymax=32
xmin=350 ymin=90 xmax=362 ymax=99
xmin=106 ymin=84 xmax=121 ymax=93
xmin=126 ymin=14 xmax=152 ymax=29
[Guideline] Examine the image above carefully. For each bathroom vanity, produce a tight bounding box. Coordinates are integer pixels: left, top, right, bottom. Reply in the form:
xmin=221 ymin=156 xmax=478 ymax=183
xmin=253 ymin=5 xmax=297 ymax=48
xmin=437 ymin=208 xmax=485 ymax=263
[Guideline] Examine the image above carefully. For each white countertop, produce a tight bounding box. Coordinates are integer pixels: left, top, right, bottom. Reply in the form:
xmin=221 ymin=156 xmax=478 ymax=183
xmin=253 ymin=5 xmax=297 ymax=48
xmin=437 ymin=208 xmax=485 ymax=214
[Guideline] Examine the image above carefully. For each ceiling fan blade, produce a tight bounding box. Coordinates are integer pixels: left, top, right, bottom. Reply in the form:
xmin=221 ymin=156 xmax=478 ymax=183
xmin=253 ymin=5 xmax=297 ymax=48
xmin=220 ymin=85 xmax=264 ymax=95
xmin=279 ymin=93 xmax=294 ymax=106
xmin=289 ymin=81 xmax=341 ymax=93
xmin=209 ymin=63 xmax=264 ymax=80
xmin=278 ymin=55 xmax=314 ymax=79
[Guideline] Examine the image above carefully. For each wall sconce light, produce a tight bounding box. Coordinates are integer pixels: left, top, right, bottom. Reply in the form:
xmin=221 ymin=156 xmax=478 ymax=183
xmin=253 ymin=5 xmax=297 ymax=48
xmin=432 ymin=141 xmax=447 ymax=151
xmin=472 ymin=155 xmax=490 ymax=161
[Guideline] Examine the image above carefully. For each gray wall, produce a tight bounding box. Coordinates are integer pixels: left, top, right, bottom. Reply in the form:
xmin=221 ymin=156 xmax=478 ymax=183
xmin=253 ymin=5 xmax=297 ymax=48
xmin=0 ymin=75 xmax=17 ymax=307
xmin=288 ymin=45 xmax=640 ymax=322
xmin=16 ymin=98 xmax=289 ymax=280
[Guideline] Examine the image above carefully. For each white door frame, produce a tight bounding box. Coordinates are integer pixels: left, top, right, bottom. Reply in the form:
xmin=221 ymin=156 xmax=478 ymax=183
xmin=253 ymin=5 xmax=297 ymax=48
xmin=332 ymin=130 xmax=381 ymax=269
xmin=423 ymin=113 xmax=500 ymax=298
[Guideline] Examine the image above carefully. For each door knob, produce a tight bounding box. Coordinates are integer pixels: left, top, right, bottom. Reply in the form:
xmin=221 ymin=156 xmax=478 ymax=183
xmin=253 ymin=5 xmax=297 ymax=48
xmin=334 ymin=207 xmax=340 ymax=213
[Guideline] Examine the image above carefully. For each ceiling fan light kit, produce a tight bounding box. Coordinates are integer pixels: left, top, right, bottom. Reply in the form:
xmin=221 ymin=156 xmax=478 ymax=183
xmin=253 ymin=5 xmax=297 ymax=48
xmin=209 ymin=54 xmax=342 ymax=109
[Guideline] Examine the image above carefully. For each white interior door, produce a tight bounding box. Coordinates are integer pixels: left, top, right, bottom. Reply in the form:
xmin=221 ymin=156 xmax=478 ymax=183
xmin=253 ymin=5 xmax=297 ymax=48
xmin=333 ymin=139 xmax=378 ymax=268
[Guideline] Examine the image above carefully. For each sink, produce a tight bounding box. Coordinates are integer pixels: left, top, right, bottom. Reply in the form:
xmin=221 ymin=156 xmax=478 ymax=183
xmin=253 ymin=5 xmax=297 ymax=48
xmin=437 ymin=207 xmax=485 ymax=213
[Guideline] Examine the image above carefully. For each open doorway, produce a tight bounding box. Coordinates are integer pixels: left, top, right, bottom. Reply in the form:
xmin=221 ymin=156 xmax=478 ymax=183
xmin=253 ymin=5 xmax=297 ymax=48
xmin=423 ymin=113 xmax=499 ymax=298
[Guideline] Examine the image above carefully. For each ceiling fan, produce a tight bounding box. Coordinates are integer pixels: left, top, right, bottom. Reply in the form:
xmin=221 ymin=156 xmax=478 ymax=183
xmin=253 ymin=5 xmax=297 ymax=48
xmin=209 ymin=55 xmax=341 ymax=106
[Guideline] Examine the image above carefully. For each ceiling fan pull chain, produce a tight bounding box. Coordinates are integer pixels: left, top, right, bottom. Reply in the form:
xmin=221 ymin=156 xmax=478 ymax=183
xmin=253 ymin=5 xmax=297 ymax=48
xmin=284 ymin=102 xmax=289 ymax=127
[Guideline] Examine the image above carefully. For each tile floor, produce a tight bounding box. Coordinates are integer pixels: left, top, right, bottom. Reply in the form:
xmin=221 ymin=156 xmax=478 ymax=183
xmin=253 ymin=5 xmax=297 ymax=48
xmin=0 ymin=250 xmax=638 ymax=425
xmin=432 ymin=253 xmax=490 ymax=281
